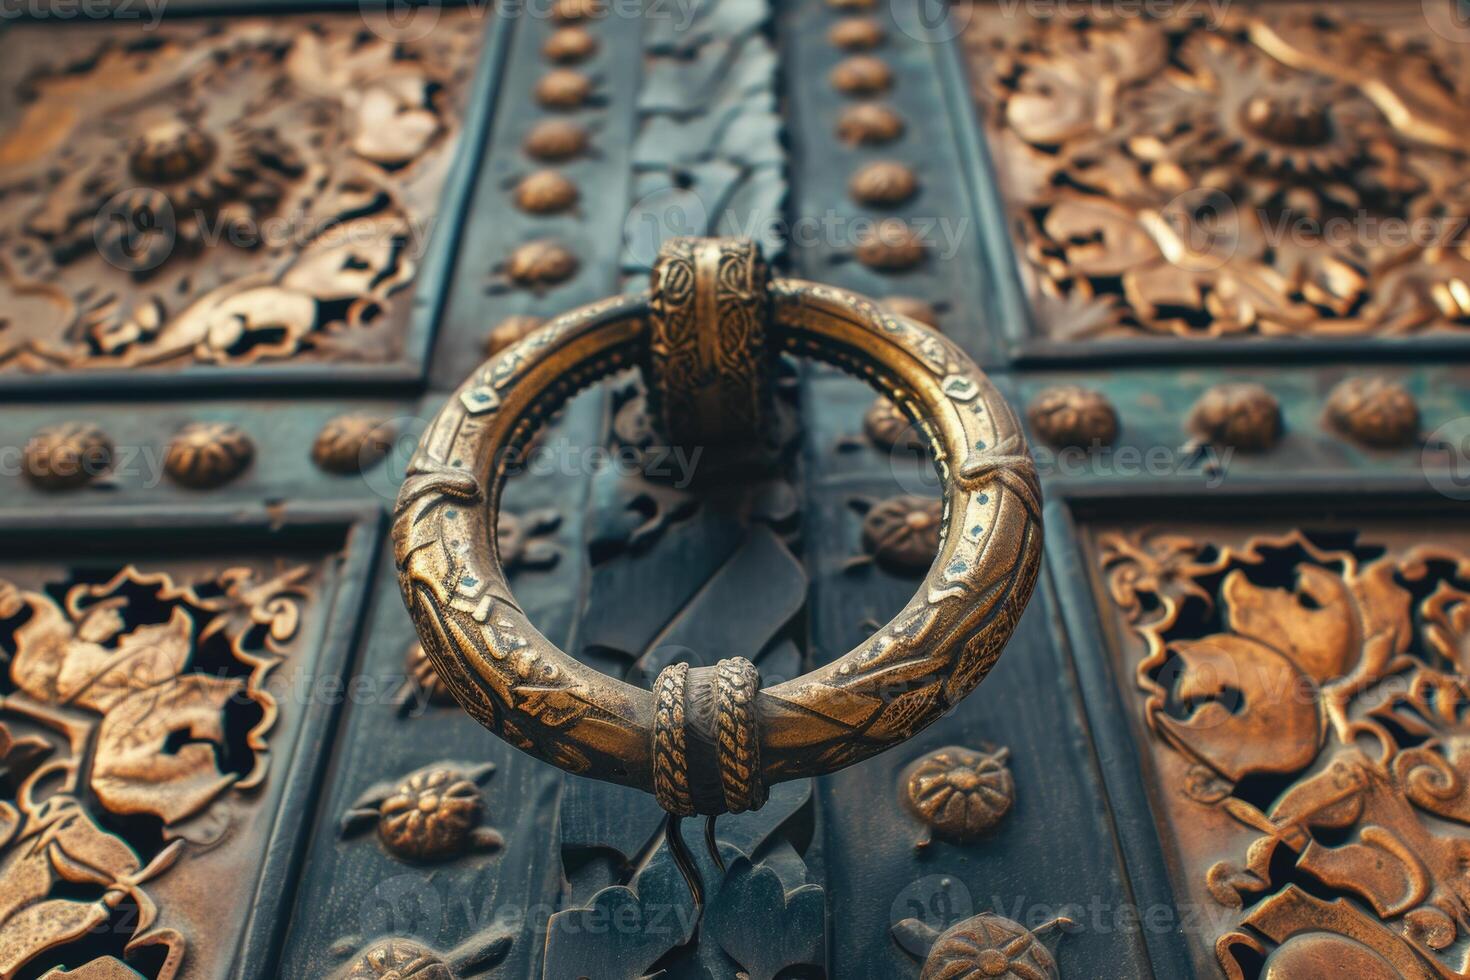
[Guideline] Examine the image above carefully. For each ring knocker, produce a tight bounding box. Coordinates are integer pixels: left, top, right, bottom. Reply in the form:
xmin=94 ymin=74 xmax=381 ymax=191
xmin=393 ymin=237 xmax=1042 ymax=818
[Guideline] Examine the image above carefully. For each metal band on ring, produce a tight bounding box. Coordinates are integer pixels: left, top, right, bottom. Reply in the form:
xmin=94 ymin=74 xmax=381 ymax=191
xmin=393 ymin=240 xmax=1042 ymax=817
xmin=648 ymin=237 xmax=770 ymax=448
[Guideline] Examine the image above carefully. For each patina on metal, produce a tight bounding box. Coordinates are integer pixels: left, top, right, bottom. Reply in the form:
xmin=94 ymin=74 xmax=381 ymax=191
xmin=393 ymin=236 xmax=1042 ymax=816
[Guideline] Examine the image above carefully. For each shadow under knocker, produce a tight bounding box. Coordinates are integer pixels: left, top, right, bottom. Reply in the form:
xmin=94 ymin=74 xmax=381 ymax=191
xmin=392 ymin=235 xmax=1043 ymax=918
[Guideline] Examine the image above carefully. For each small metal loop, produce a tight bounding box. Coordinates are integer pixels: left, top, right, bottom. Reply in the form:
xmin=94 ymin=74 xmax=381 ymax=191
xmin=715 ymin=657 xmax=766 ymax=814
xmin=652 ymin=661 xmax=695 ymax=816
xmin=647 ymin=237 xmax=771 ymax=450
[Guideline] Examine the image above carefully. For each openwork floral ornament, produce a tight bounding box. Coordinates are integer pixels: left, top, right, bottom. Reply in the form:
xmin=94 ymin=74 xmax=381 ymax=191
xmin=0 ymin=562 xmax=315 ymax=977
xmin=960 ymin=3 xmax=1470 ymax=340
xmin=1098 ymin=527 xmax=1470 ymax=975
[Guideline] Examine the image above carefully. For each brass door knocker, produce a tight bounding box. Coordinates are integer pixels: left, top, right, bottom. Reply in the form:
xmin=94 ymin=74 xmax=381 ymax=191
xmin=393 ymin=237 xmax=1042 ymax=818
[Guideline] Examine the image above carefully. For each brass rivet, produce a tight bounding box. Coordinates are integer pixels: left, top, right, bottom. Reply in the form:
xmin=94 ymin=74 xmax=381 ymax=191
xmin=880 ymin=296 xmax=940 ymax=329
xmin=1027 ymin=385 xmax=1119 ymax=449
xmin=523 ymin=120 xmax=590 ymax=161
xmin=1324 ymin=376 xmax=1419 ymax=448
xmin=23 ymin=422 xmax=112 ymax=490
xmin=514 ymin=170 xmax=579 ymax=214
xmin=506 ymin=240 xmax=579 ymax=288
xmin=837 ymin=103 xmax=905 ymax=145
xmin=312 ymin=415 xmax=396 ymax=474
xmin=165 ymin=421 xmax=255 ymax=488
xmin=1188 ymin=383 xmax=1281 ymax=452
xmin=535 ymin=69 xmax=592 ymax=110
xmin=855 ymin=218 xmax=926 ymax=271
xmin=849 ymin=160 xmax=918 ymax=206
xmin=485 ymin=315 xmax=547 ymax=357
xmin=543 ymin=25 xmax=598 ymax=63
xmin=831 ymin=55 xmax=892 ymax=96
xmin=829 ymin=17 xmax=885 ymax=50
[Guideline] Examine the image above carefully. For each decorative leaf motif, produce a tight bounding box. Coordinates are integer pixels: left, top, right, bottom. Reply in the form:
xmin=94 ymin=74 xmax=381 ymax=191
xmin=90 ymin=675 xmax=244 ymax=825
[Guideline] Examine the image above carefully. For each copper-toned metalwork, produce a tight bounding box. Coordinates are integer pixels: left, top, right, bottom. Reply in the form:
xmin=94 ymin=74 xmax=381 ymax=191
xmin=484 ymin=314 xmax=547 ymax=357
xmin=1188 ymin=382 xmax=1281 ymax=452
xmin=958 ymin=2 xmax=1470 ymax=341
xmin=849 ymin=161 xmax=919 ymax=206
xmin=1095 ymin=526 xmax=1470 ymax=976
xmin=894 ymin=912 xmax=1071 ymax=980
xmin=863 ymin=396 xmax=926 ymax=453
xmin=513 ymin=170 xmax=580 ymax=215
xmin=837 ymin=103 xmax=905 ymax=145
xmin=1027 ymin=385 xmax=1119 ymax=449
xmin=535 ymin=69 xmax=593 ymax=110
xmin=164 ymin=421 xmax=254 ymax=489
xmin=647 ymin=237 xmax=772 ymax=449
xmin=829 ymin=18 xmax=885 ymax=51
xmin=312 ymin=414 xmax=396 ymax=475
xmin=544 ymin=25 xmax=598 ymax=64
xmin=0 ymin=13 xmax=485 ymax=372
xmin=881 ymin=296 xmax=940 ymax=329
xmin=23 ymin=421 xmax=113 ymax=490
xmin=902 ymin=745 xmax=1015 ymax=845
xmin=1324 ymin=376 xmax=1420 ymax=448
xmin=522 ymin=120 xmax=591 ymax=161
xmin=855 ymin=219 xmax=927 ymax=271
xmin=502 ymin=240 xmax=579 ymax=290
xmin=856 ymin=495 xmax=945 ymax=575
xmin=393 ymin=237 xmax=1042 ymax=815
xmin=0 ymin=562 xmax=318 ymax=977
xmin=830 ymin=55 xmax=892 ymax=97
xmin=340 ymin=762 xmax=502 ymax=862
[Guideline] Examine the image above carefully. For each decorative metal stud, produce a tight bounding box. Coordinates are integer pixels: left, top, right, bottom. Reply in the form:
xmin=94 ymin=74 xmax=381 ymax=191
xmin=881 ymin=295 xmax=940 ymax=329
xmin=504 ymin=240 xmax=579 ymax=289
xmin=902 ymin=745 xmax=1016 ymax=846
xmin=523 ymin=120 xmax=589 ymax=161
xmin=838 ymin=103 xmax=905 ymax=145
xmin=1324 ymin=376 xmax=1419 ymax=448
xmin=1188 ymin=383 xmax=1281 ymax=452
xmin=485 ymin=314 xmax=547 ymax=357
xmin=855 ymin=218 xmax=926 ymax=271
xmin=894 ymin=912 xmax=1071 ymax=980
xmin=23 ymin=422 xmax=113 ymax=490
xmin=849 ymin=160 xmax=918 ymax=206
xmin=513 ymin=170 xmax=579 ymax=214
xmin=543 ymin=25 xmax=598 ymax=63
xmin=830 ymin=55 xmax=892 ymax=96
xmin=535 ymin=69 xmax=593 ymax=109
xmin=164 ymin=421 xmax=254 ymax=488
xmin=864 ymin=397 xmax=926 ymax=452
xmin=1027 ymin=385 xmax=1119 ymax=449
xmin=852 ymin=495 xmax=944 ymax=574
xmin=340 ymin=762 xmax=503 ymax=862
xmin=312 ymin=414 xmax=396 ymax=474
xmin=829 ymin=17 xmax=885 ymax=50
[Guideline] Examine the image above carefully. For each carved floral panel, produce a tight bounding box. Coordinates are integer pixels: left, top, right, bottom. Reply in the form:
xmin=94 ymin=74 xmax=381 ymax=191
xmin=958 ymin=1 xmax=1470 ymax=340
xmin=0 ymin=11 xmax=486 ymax=372
xmin=1092 ymin=524 xmax=1470 ymax=977
xmin=0 ymin=557 xmax=332 ymax=978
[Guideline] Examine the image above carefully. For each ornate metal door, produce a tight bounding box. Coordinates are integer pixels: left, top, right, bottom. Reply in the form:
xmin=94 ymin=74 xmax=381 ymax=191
xmin=0 ymin=1 xmax=1467 ymax=978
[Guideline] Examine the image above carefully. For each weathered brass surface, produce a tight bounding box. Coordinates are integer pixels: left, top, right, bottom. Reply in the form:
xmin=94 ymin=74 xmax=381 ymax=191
xmin=394 ymin=237 xmax=1042 ymax=815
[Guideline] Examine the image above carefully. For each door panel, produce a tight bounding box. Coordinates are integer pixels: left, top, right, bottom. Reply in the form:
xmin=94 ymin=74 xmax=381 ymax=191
xmin=0 ymin=1 xmax=1466 ymax=978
